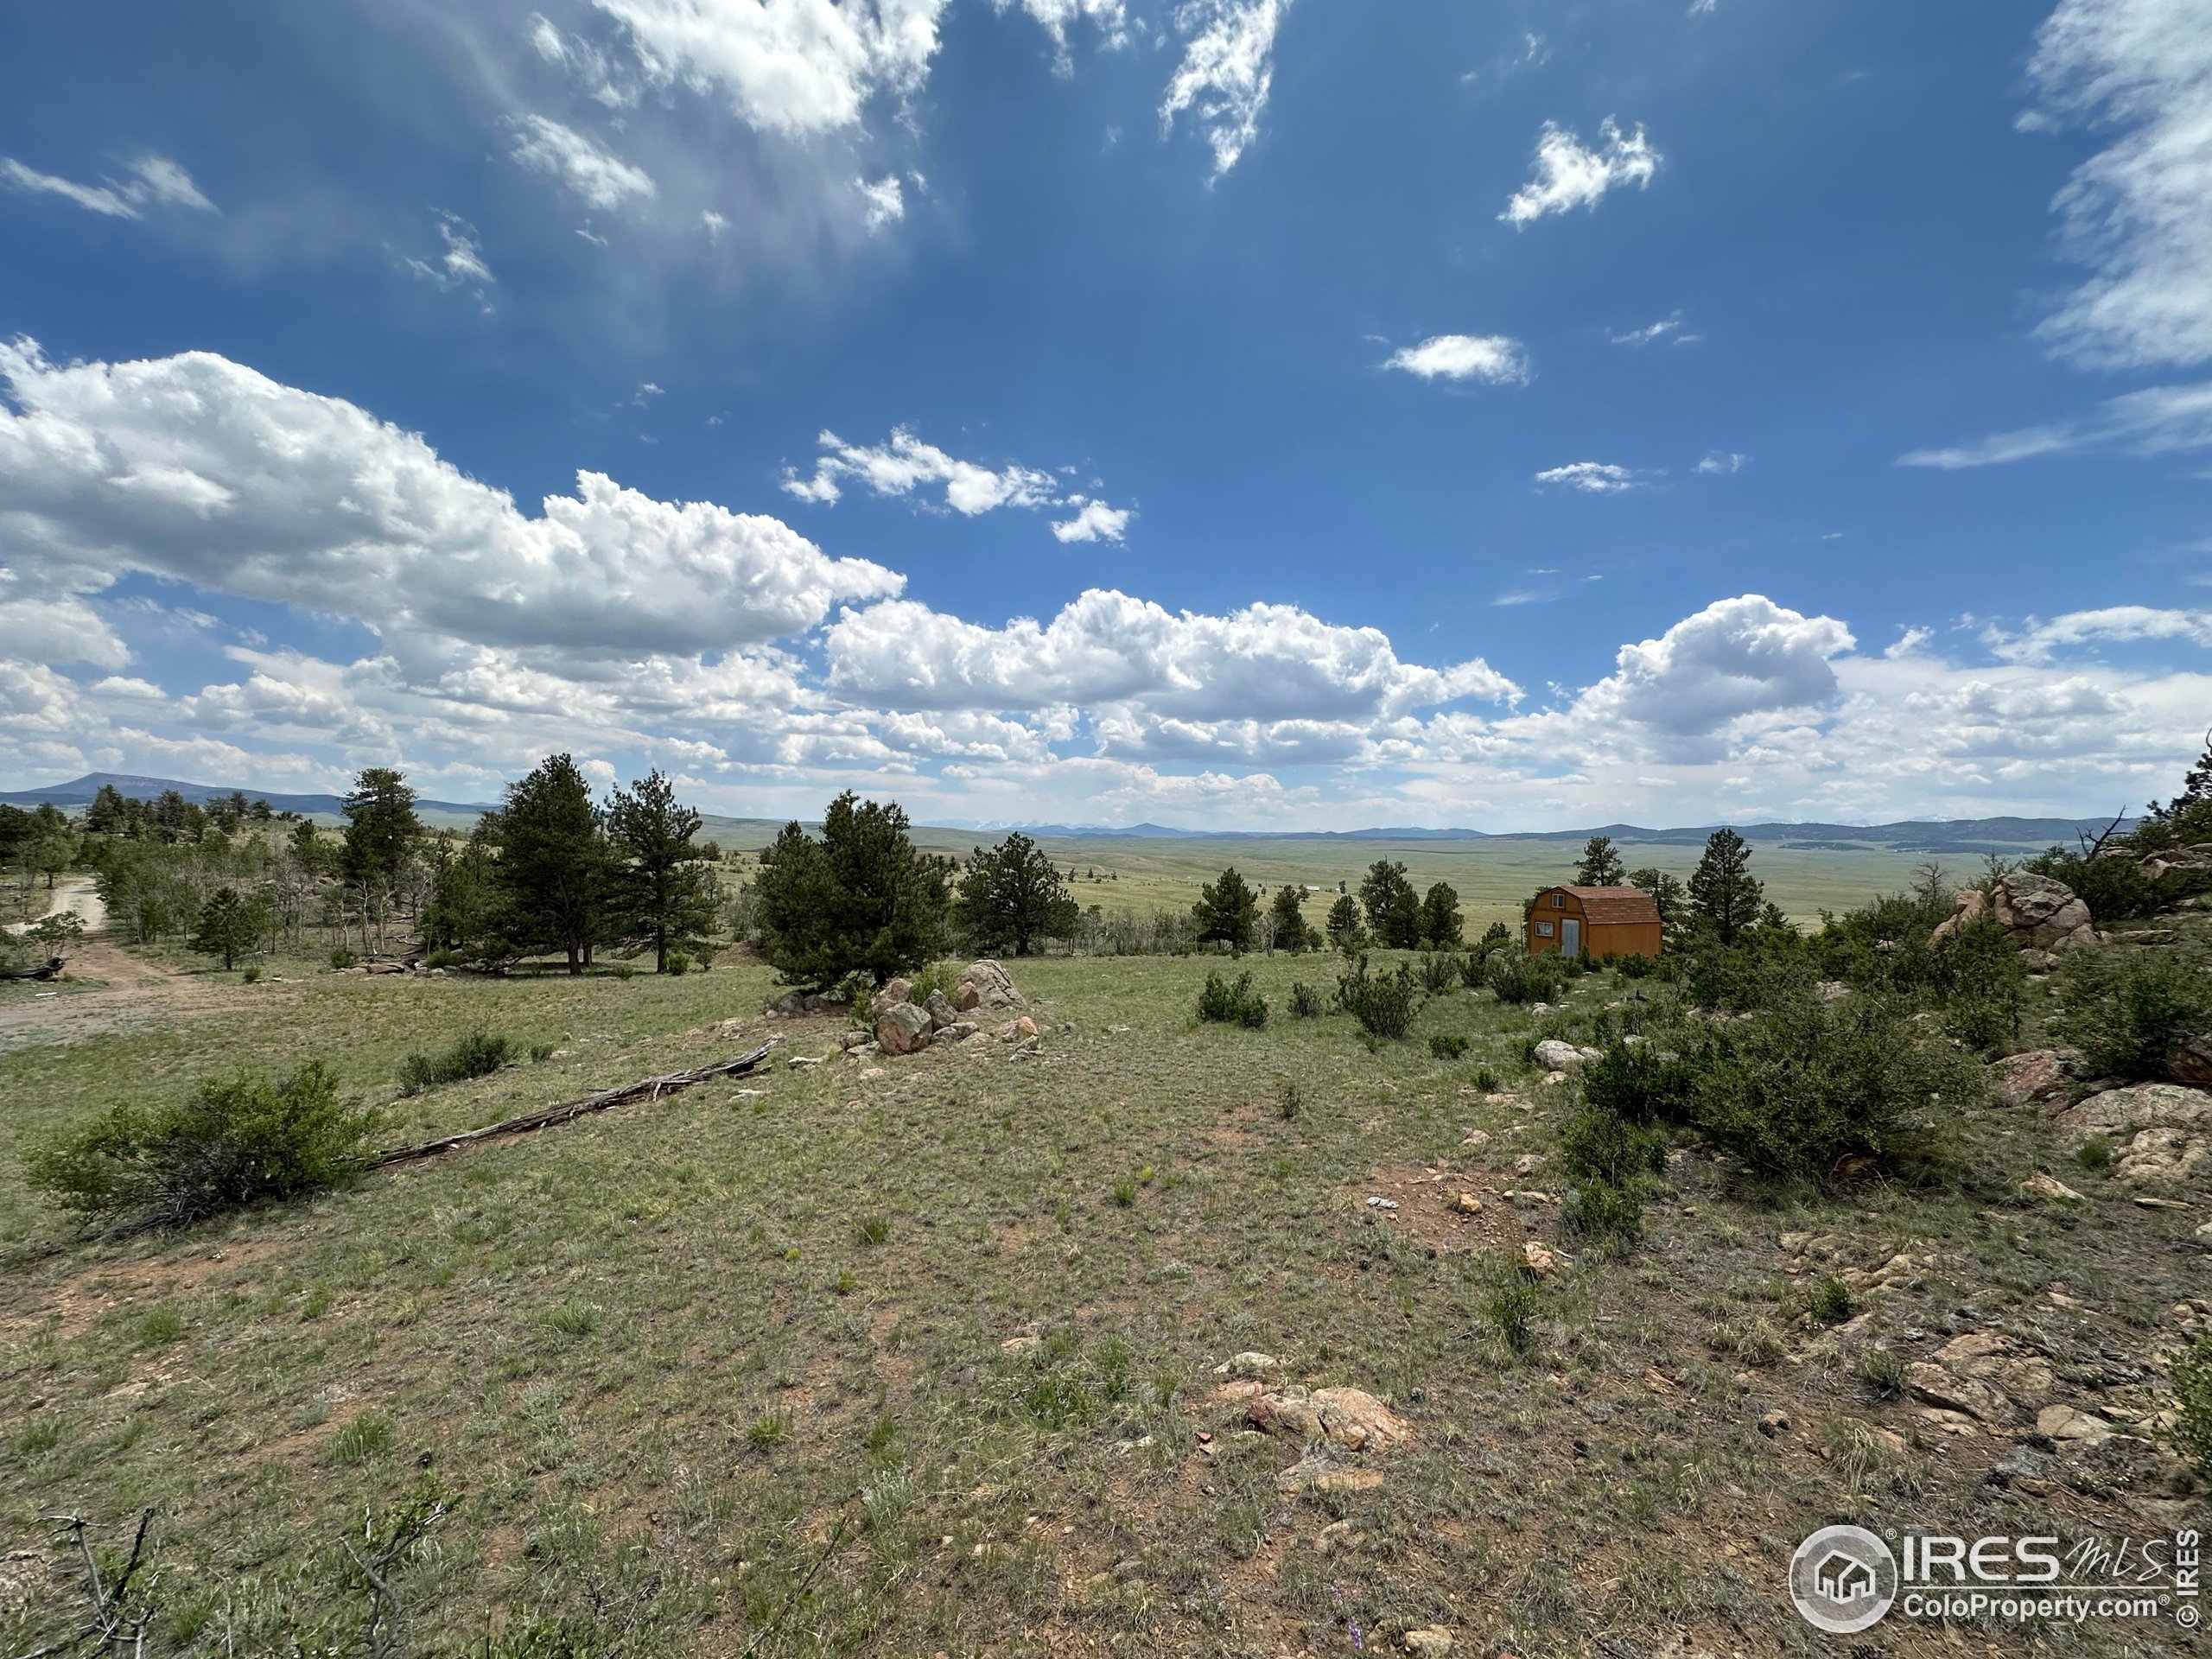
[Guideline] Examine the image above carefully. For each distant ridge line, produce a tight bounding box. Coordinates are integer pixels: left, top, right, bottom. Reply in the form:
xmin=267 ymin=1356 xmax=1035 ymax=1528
xmin=0 ymin=772 xmax=2133 ymax=851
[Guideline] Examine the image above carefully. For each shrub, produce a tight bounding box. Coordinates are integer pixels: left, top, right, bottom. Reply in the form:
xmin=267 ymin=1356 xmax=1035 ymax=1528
xmin=1857 ymin=1345 xmax=1907 ymax=1401
xmin=1561 ymin=1179 xmax=1643 ymax=1256
xmin=239 ymin=965 xmax=261 ymax=985
xmin=906 ymin=961 xmax=963 ymax=1005
xmin=1278 ymin=1082 xmax=1302 ymax=1120
xmin=2054 ymin=948 xmax=2212 ymax=1082
xmin=398 ymin=1031 xmax=518 ymax=1096
xmin=1557 ymin=1099 xmax=1668 ymax=1189
xmin=1485 ymin=950 xmax=1567 ymax=1007
xmin=1418 ymin=951 xmax=1459 ymax=995
xmin=855 ymin=1213 xmax=891 ymax=1246
xmin=1428 ymin=1033 xmax=1470 ymax=1060
xmin=1287 ymin=981 xmax=1323 ymax=1020
xmin=1617 ymin=952 xmax=1653 ymax=980
xmin=24 ymin=1062 xmax=376 ymax=1231
xmin=423 ymin=949 xmax=460 ymax=971
xmin=1471 ymin=1065 xmax=1500 ymax=1093
xmin=2171 ymin=1333 xmax=2212 ymax=1483
xmin=330 ymin=945 xmax=357 ymax=969
xmin=1802 ymin=1275 xmax=1854 ymax=1327
xmin=529 ymin=1042 xmax=556 ymax=1063
xmin=2075 ymin=1134 xmax=2113 ymax=1171
xmin=664 ymin=950 xmax=690 ymax=976
xmin=1689 ymin=992 xmax=1984 ymax=1185
xmin=545 ymin=1300 xmax=601 ymax=1338
xmin=1580 ymin=1040 xmax=1696 ymax=1126
xmin=1681 ymin=937 xmax=1814 ymax=1013
xmin=1197 ymin=969 xmax=1268 ymax=1029
xmin=1482 ymin=1255 xmax=1541 ymax=1355
xmin=2024 ymin=846 xmax=2174 ymax=923
xmin=1336 ymin=955 xmax=1420 ymax=1039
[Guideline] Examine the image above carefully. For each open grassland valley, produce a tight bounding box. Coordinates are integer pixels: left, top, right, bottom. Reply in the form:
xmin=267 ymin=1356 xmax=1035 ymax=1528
xmin=1 ymin=798 xmax=2209 ymax=1659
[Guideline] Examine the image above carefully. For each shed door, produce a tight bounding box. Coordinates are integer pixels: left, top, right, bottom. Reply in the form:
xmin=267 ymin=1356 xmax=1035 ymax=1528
xmin=1561 ymin=918 xmax=1581 ymax=956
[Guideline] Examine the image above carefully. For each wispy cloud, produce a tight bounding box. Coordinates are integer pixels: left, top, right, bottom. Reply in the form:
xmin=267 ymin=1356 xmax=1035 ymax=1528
xmin=1534 ymin=461 xmax=1652 ymax=493
xmin=1898 ymin=381 xmax=2212 ymax=468
xmin=1160 ymin=0 xmax=1292 ymax=180
xmin=1694 ymin=451 xmax=1748 ymax=474
xmin=0 ymin=153 xmax=215 ymax=219
xmin=1502 ymin=118 xmax=1659 ymax=226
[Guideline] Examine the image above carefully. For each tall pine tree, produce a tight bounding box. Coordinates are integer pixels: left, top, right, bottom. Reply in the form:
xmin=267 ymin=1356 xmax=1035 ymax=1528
xmin=493 ymin=753 xmax=609 ymax=974
xmin=607 ymin=770 xmax=720 ymax=972
xmin=1687 ymin=829 xmax=1762 ymax=944
xmin=952 ymin=832 xmax=1077 ymax=957
xmin=1574 ymin=835 xmax=1626 ymax=887
xmin=1192 ymin=866 xmax=1260 ymax=956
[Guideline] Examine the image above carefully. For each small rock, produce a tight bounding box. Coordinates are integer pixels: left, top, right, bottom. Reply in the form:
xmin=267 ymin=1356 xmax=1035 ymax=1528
xmin=1512 ymin=1153 xmax=1545 ymax=1176
xmin=1461 ymin=1128 xmax=1491 ymax=1147
xmin=1403 ymin=1630 xmax=1455 ymax=1657
xmin=1248 ymin=1385 xmax=1410 ymax=1451
xmin=924 ymin=988 xmax=957 ymax=1030
xmin=2115 ymin=928 xmax=2182 ymax=947
xmin=1516 ymin=1240 xmax=1559 ymax=1277
xmin=875 ymin=1001 xmax=935 ymax=1057
xmin=1058 ymin=1020 xmax=1075 ymax=1034
xmin=1993 ymin=1047 xmax=2082 ymax=1106
xmin=1275 ymin=1454 xmax=1383 ymax=1495
xmin=837 ymin=1029 xmax=872 ymax=1050
xmin=1365 ymin=1196 xmax=1400 ymax=1211
xmin=1000 ymin=1333 xmax=1040 ymax=1357
xmin=1532 ymin=1039 xmax=1592 ymax=1071
xmin=877 ymin=977 xmax=912 ymax=1008
xmin=1814 ymin=980 xmax=1853 ymax=1001
xmin=1212 ymin=1351 xmax=1281 ymax=1380
xmin=939 ymin=1020 xmax=978 ymax=1041
xmin=957 ymin=958 xmax=1025 ymax=1011
xmin=1452 ymin=1192 xmax=1484 ymax=1215
xmin=1758 ymin=1408 xmax=1792 ymax=1437
xmin=2036 ymin=1404 xmax=2114 ymax=1444
xmin=2020 ymin=1172 xmax=2084 ymax=1202
xmin=786 ymin=1055 xmax=823 ymax=1070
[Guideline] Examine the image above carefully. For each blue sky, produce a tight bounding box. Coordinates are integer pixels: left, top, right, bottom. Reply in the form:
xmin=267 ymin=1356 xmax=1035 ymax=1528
xmin=1 ymin=0 xmax=2207 ymax=829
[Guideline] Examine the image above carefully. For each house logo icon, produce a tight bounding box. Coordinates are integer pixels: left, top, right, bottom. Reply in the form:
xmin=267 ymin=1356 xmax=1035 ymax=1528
xmin=1789 ymin=1525 xmax=1897 ymax=1634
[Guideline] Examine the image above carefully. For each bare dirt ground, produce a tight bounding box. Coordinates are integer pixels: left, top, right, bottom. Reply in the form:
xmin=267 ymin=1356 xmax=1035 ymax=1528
xmin=0 ymin=880 xmax=257 ymax=1052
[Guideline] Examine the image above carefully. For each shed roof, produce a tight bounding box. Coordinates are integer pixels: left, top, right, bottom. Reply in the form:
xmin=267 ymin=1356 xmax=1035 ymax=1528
xmin=1547 ymin=885 xmax=1662 ymax=925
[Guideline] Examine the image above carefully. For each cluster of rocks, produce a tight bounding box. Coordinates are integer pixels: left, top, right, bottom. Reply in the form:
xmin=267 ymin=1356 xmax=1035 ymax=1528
xmin=1991 ymin=1043 xmax=2212 ymax=1185
xmin=1931 ymin=869 xmax=2101 ymax=961
xmin=869 ymin=959 xmax=1029 ymax=1058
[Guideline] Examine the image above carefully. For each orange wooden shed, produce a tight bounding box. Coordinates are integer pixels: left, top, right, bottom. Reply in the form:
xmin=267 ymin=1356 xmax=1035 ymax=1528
xmin=1525 ymin=885 xmax=1663 ymax=959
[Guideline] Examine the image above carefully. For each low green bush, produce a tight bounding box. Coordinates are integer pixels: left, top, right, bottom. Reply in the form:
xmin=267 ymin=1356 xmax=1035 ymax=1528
xmin=24 ymin=1062 xmax=376 ymax=1231
xmin=1418 ymin=951 xmax=1460 ymax=994
xmin=1690 ymin=992 xmax=1983 ymax=1185
xmin=664 ymin=950 xmax=690 ymax=976
xmin=398 ymin=1031 xmax=518 ymax=1096
xmin=1287 ymin=981 xmax=1322 ymax=1019
xmin=2171 ymin=1332 xmax=2212 ymax=1483
xmin=1561 ymin=1179 xmax=1643 ymax=1256
xmin=1484 ymin=950 xmax=1567 ymax=1007
xmin=329 ymin=946 xmax=356 ymax=969
xmin=1336 ymin=955 xmax=1419 ymax=1039
xmin=2053 ymin=948 xmax=2212 ymax=1082
xmin=2024 ymin=846 xmax=2179 ymax=923
xmin=1557 ymin=1098 xmax=1667 ymax=1189
xmin=1428 ymin=1033 xmax=1470 ymax=1060
xmin=423 ymin=948 xmax=460 ymax=971
xmin=1580 ymin=1039 xmax=1696 ymax=1125
xmin=1197 ymin=969 xmax=1268 ymax=1029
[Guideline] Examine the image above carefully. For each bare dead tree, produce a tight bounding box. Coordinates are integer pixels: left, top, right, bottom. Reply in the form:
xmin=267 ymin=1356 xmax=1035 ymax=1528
xmin=2077 ymin=804 xmax=2132 ymax=859
xmin=19 ymin=1510 xmax=158 ymax=1659
xmin=341 ymin=1486 xmax=450 ymax=1659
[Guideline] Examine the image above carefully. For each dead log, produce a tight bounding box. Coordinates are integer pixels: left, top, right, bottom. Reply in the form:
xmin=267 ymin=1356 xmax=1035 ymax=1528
xmin=0 ymin=957 xmax=64 ymax=982
xmin=365 ymin=1039 xmax=778 ymax=1170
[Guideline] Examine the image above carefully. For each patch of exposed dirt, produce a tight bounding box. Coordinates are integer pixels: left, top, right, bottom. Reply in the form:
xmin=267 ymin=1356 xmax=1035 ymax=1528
xmin=1343 ymin=1159 xmax=1545 ymax=1254
xmin=0 ymin=1236 xmax=286 ymax=1344
xmin=0 ymin=932 xmax=278 ymax=1052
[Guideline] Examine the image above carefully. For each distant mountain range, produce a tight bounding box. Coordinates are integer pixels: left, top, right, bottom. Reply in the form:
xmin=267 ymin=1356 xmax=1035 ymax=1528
xmin=0 ymin=771 xmax=2129 ymax=855
xmin=0 ymin=772 xmax=495 ymax=818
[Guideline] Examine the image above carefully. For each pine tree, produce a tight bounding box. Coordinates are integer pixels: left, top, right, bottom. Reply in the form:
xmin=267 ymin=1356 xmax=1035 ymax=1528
xmin=753 ymin=791 xmax=951 ymax=987
xmin=1359 ymin=859 xmax=1421 ymax=949
xmin=1417 ymin=881 xmax=1463 ymax=948
xmin=1192 ymin=866 xmax=1260 ymax=956
xmin=1574 ymin=835 xmax=1626 ymax=887
xmin=952 ymin=831 xmax=1078 ymax=957
xmin=1687 ymin=829 xmax=1762 ymax=944
xmin=1325 ymin=893 xmax=1367 ymax=953
xmin=191 ymin=886 xmax=268 ymax=970
xmin=607 ymin=770 xmax=720 ymax=971
xmin=1268 ymin=883 xmax=1311 ymax=953
xmin=340 ymin=767 xmax=420 ymax=887
xmin=493 ymin=753 xmax=609 ymax=975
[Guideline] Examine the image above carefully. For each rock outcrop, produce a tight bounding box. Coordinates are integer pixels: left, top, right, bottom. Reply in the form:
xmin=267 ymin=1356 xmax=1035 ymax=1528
xmin=874 ymin=1001 xmax=934 ymax=1056
xmin=1931 ymin=872 xmax=2098 ymax=954
xmin=957 ymin=959 xmax=1025 ymax=1011
xmin=2050 ymin=1083 xmax=2210 ymax=1185
xmin=1991 ymin=1047 xmax=2082 ymax=1106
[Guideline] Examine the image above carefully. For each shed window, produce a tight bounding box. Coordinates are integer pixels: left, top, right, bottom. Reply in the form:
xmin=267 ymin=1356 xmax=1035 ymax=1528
xmin=1535 ymin=921 xmax=1554 ymax=937
xmin=1550 ymin=893 xmax=1565 ymax=908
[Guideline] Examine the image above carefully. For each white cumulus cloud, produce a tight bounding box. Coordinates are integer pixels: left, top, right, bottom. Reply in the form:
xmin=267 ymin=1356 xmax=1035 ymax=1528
xmin=1382 ymin=334 xmax=1530 ymax=385
xmin=1534 ymin=461 xmax=1649 ymax=493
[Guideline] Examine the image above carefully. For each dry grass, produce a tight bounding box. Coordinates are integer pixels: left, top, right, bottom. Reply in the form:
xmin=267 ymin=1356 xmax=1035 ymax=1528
xmin=0 ymin=943 xmax=2202 ymax=1656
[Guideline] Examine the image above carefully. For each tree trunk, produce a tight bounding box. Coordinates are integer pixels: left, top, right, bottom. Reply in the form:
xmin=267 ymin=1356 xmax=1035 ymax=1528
xmin=567 ymin=940 xmax=581 ymax=975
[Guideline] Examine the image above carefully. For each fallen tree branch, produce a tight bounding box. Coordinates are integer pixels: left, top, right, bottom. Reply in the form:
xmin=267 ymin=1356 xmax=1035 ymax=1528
xmin=365 ymin=1039 xmax=778 ymax=1170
